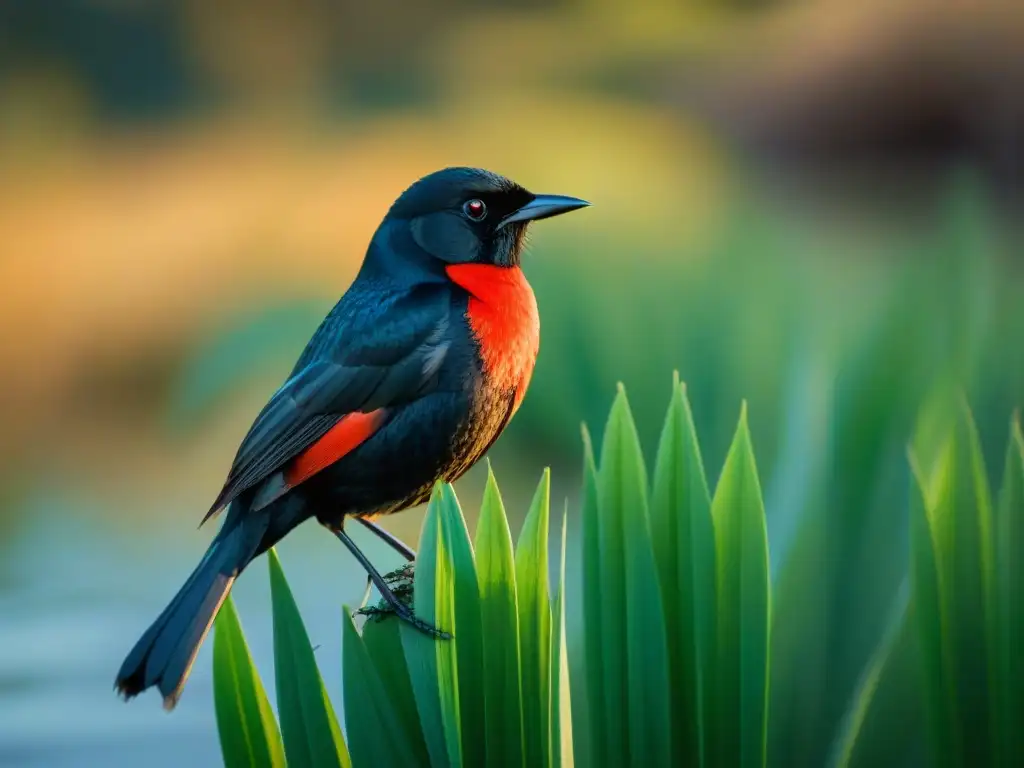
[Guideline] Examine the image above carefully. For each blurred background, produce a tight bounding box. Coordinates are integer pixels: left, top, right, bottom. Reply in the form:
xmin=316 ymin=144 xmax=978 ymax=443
xmin=1 ymin=0 xmax=1022 ymax=765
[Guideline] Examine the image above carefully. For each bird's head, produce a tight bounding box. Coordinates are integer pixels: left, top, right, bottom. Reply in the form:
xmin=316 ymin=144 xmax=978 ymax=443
xmin=381 ymin=167 xmax=589 ymax=269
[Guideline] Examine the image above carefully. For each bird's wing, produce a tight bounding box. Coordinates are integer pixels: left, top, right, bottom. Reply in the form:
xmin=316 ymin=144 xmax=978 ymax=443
xmin=202 ymin=291 xmax=452 ymax=523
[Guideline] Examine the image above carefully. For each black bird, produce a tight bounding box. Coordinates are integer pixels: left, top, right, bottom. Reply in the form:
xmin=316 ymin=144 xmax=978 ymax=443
xmin=114 ymin=166 xmax=589 ymax=708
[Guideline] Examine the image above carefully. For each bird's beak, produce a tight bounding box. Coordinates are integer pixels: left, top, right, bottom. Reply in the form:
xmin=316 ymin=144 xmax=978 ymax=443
xmin=498 ymin=194 xmax=591 ymax=229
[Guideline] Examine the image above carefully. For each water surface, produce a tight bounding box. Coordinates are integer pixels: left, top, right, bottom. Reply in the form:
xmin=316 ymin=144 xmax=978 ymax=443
xmin=0 ymin=486 xmax=410 ymax=767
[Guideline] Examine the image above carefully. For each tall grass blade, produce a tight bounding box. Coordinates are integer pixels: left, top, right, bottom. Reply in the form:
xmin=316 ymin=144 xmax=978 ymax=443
xmin=361 ymin=618 xmax=430 ymax=764
xmin=711 ymin=404 xmax=770 ymax=768
xmin=995 ymin=415 xmax=1024 ymax=765
xmin=598 ymin=386 xmax=671 ymax=766
xmin=267 ymin=549 xmax=350 ymax=768
xmin=552 ymin=506 xmax=573 ymax=768
xmin=909 ymin=454 xmax=955 ymax=766
xmin=930 ymin=400 xmax=997 ymax=765
xmin=475 ymin=468 xmax=525 ymax=767
xmin=578 ymin=425 xmax=607 ymax=766
xmin=516 ymin=469 xmax=553 ymax=767
xmin=650 ymin=373 xmax=715 ymax=766
xmin=436 ymin=483 xmax=485 ymax=768
xmin=341 ymin=609 xmax=422 ymax=768
xmin=400 ymin=484 xmax=461 ymax=768
xmin=213 ymin=595 xmax=286 ymax=768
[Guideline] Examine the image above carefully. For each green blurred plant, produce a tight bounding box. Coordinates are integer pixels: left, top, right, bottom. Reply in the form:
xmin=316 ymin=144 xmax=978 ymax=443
xmin=826 ymin=402 xmax=1024 ymax=768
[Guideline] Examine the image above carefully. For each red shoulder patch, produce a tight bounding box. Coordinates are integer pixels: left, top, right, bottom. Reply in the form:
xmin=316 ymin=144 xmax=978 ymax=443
xmin=284 ymin=409 xmax=386 ymax=488
xmin=445 ymin=264 xmax=540 ymax=409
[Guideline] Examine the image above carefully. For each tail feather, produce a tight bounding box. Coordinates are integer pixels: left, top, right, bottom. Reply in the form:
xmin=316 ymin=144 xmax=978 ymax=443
xmin=115 ymin=525 xmax=250 ymax=709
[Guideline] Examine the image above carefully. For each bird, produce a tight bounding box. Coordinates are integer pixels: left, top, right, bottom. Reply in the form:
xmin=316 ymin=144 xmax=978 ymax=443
xmin=114 ymin=166 xmax=589 ymax=709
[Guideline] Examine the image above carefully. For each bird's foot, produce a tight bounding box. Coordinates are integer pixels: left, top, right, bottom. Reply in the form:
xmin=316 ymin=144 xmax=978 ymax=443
xmin=390 ymin=603 xmax=452 ymax=640
xmin=382 ymin=562 xmax=416 ymax=591
xmin=354 ymin=562 xmax=452 ymax=639
xmin=355 ymin=601 xmax=451 ymax=639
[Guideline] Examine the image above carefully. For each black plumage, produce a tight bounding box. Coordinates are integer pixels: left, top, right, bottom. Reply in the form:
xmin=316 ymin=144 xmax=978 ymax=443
xmin=115 ymin=166 xmax=589 ymax=708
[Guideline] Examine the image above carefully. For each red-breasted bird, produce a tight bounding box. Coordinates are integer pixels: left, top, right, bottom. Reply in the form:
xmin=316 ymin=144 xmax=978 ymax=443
xmin=114 ymin=167 xmax=589 ymax=709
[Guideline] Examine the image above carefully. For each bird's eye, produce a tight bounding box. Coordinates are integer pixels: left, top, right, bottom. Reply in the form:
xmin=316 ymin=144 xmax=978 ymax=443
xmin=463 ymin=199 xmax=487 ymax=221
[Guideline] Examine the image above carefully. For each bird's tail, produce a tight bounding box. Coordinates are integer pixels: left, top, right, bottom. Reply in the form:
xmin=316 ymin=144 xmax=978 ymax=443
xmin=114 ymin=519 xmax=258 ymax=709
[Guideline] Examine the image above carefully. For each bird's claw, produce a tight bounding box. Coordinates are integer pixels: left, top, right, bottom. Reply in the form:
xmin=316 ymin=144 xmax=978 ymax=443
xmin=391 ymin=603 xmax=453 ymax=640
xmin=355 ymin=602 xmax=452 ymax=640
xmin=354 ymin=561 xmax=451 ymax=639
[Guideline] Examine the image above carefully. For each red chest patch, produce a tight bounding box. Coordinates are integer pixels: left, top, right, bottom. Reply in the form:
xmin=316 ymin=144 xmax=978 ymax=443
xmin=445 ymin=263 xmax=540 ymax=410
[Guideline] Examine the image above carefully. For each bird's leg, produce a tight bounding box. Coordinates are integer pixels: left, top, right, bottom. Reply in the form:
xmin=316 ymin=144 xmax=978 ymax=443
xmin=350 ymin=518 xmax=414 ymax=608
xmin=360 ymin=571 xmax=375 ymax=611
xmin=354 ymin=516 xmax=416 ymax=562
xmin=331 ymin=525 xmax=450 ymax=639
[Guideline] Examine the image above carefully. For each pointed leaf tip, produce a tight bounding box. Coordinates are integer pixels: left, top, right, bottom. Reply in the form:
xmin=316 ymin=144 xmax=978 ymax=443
xmin=712 ymin=405 xmax=769 ymax=768
xmin=650 ymin=370 xmax=714 ymax=767
xmin=484 ymin=465 xmax=501 ymax=500
xmin=475 ymin=468 xmax=524 ymax=767
xmin=530 ymin=468 xmax=552 ymax=507
xmin=516 ymin=469 xmax=553 ymax=768
xmin=267 ymin=548 xmax=349 ymax=768
xmin=581 ymin=423 xmax=595 ymax=459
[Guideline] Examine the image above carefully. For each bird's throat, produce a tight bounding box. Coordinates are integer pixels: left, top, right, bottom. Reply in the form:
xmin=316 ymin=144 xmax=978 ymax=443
xmin=445 ymin=263 xmax=540 ymax=407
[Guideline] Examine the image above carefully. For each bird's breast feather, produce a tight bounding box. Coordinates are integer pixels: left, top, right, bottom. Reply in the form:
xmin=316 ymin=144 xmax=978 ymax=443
xmin=445 ymin=264 xmax=539 ymax=398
